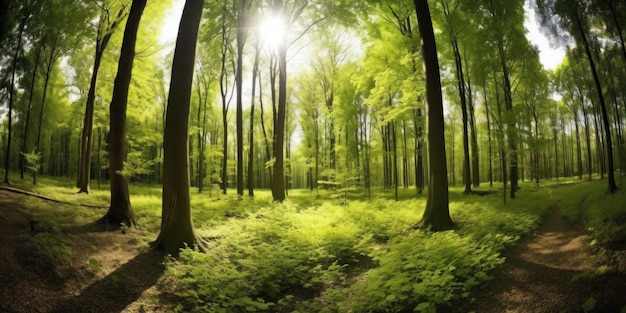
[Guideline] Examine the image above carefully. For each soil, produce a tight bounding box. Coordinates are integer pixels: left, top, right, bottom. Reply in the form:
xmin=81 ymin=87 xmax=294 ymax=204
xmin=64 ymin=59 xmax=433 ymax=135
xmin=452 ymin=211 xmax=626 ymax=313
xmin=1 ymin=188 xmax=625 ymax=313
xmin=0 ymin=190 xmax=165 ymax=313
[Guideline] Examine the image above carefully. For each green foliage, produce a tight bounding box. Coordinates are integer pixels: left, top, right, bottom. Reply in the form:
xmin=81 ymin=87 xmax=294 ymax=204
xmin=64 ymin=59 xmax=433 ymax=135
xmin=25 ymin=233 xmax=72 ymax=271
xmin=582 ymin=296 xmax=596 ymax=313
xmin=551 ymin=180 xmax=626 ymax=247
xmin=20 ymin=150 xmax=40 ymax=173
xmin=160 ymin=185 xmax=556 ymax=312
xmin=343 ymin=231 xmax=503 ymax=313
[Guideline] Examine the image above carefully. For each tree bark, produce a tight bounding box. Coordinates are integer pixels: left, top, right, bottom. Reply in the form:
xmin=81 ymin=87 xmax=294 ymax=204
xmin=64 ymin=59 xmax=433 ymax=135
xmin=413 ymin=0 xmax=454 ymax=231
xmin=20 ymin=39 xmax=42 ymax=180
xmin=78 ymin=8 xmax=124 ymax=193
xmin=574 ymin=12 xmax=618 ymax=193
xmin=236 ymin=11 xmax=246 ymax=197
xmin=271 ymin=0 xmax=287 ymax=202
xmin=100 ymin=0 xmax=146 ymax=227
xmin=247 ymin=41 xmax=260 ymax=197
xmin=4 ymin=9 xmax=26 ymax=184
xmin=152 ymin=0 xmax=204 ymax=256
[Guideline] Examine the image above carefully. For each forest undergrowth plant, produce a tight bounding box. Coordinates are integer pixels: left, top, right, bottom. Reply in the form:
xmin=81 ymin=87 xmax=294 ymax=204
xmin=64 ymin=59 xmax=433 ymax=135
xmin=160 ymin=186 xmax=558 ymax=312
xmin=24 ymin=232 xmax=72 ymax=274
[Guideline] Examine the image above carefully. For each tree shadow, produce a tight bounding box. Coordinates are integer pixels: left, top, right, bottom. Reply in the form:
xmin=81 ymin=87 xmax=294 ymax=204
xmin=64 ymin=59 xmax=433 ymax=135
xmin=62 ymin=221 xmax=123 ymax=234
xmin=49 ymin=250 xmax=165 ymax=313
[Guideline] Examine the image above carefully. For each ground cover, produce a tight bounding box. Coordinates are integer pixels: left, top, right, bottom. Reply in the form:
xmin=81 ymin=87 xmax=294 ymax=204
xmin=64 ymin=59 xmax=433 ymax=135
xmin=0 ymin=176 xmax=624 ymax=312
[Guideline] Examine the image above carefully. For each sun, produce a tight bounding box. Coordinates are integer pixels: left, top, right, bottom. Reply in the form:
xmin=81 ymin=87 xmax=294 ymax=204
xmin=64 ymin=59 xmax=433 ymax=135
xmin=257 ymin=15 xmax=288 ymax=49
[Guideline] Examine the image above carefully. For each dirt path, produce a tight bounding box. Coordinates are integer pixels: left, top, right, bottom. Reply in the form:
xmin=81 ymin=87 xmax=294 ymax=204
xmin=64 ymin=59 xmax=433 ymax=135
xmin=455 ymin=211 xmax=626 ymax=313
xmin=0 ymin=190 xmax=164 ymax=313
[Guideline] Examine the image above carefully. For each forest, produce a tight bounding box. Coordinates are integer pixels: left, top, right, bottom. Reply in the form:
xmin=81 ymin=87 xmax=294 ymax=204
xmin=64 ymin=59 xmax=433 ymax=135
xmin=0 ymin=0 xmax=625 ymax=312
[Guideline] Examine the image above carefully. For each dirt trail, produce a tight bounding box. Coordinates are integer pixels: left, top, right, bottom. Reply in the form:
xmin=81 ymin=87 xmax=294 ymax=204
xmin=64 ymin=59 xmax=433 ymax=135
xmin=0 ymin=190 xmax=164 ymax=313
xmin=456 ymin=211 xmax=626 ymax=313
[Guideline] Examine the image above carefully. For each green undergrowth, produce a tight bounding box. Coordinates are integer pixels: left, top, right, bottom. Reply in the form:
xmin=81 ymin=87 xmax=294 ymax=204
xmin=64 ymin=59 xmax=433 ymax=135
xmin=162 ymin=184 xmax=557 ymax=313
xmin=7 ymin=175 xmax=617 ymax=311
xmin=551 ymin=179 xmax=626 ymax=247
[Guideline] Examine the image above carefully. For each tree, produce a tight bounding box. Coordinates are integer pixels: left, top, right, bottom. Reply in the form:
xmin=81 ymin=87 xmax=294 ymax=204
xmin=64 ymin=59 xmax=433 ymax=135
xmin=152 ymin=0 xmax=204 ymax=256
xmin=437 ymin=0 xmax=472 ymax=194
xmin=3 ymin=0 xmax=29 ymax=184
xmin=77 ymin=1 xmax=127 ymax=193
xmin=413 ymin=0 xmax=454 ymax=231
xmin=535 ymin=0 xmax=618 ymax=193
xmin=99 ymin=0 xmax=146 ymax=227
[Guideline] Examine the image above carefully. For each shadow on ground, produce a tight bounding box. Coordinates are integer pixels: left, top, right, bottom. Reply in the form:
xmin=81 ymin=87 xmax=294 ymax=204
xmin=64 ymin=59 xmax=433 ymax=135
xmin=49 ymin=250 xmax=165 ymax=313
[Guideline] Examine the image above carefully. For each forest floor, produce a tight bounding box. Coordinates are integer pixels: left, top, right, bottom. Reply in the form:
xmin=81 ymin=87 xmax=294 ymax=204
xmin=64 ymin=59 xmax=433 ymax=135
xmin=1 ymin=188 xmax=625 ymax=313
xmin=452 ymin=202 xmax=626 ymax=313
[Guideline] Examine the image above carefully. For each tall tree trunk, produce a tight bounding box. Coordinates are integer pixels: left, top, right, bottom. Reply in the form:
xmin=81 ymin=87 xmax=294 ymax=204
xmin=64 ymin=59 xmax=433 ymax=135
xmin=78 ymin=9 xmax=123 ymax=194
xmin=247 ymin=42 xmax=260 ymax=197
xmin=100 ymin=0 xmax=146 ymax=227
xmin=20 ymin=40 xmax=42 ymax=180
xmin=219 ymin=14 xmax=230 ymax=195
xmin=465 ymin=55 xmax=480 ymax=187
xmin=3 ymin=10 xmax=26 ymax=184
xmin=441 ymin=2 xmax=471 ymax=193
xmin=259 ymin=70 xmax=273 ymax=187
xmin=413 ymin=108 xmax=424 ymax=193
xmin=484 ymin=85 xmax=493 ymax=187
xmin=581 ymin=100 xmax=593 ymax=180
xmin=271 ymin=0 xmax=287 ymax=202
xmin=235 ymin=12 xmax=245 ymax=197
xmin=414 ymin=0 xmax=453 ymax=231
xmin=575 ymin=12 xmax=617 ymax=192
xmin=35 ymin=38 xmax=59 ymax=185
xmin=152 ymin=0 xmax=204 ymax=256
xmin=402 ymin=120 xmax=408 ymax=189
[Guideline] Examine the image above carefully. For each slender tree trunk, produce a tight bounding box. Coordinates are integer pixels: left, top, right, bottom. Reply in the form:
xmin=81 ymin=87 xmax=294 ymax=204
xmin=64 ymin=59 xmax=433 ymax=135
xmin=575 ymin=12 xmax=617 ymax=192
xmin=413 ymin=108 xmax=424 ymax=193
xmin=402 ymin=120 xmax=408 ymax=189
xmin=219 ymin=15 xmax=230 ymax=195
xmin=465 ymin=55 xmax=480 ymax=187
xmin=484 ymin=85 xmax=493 ymax=187
xmin=272 ymin=0 xmax=287 ymax=202
xmin=20 ymin=40 xmax=42 ymax=180
xmin=100 ymin=0 xmax=145 ymax=227
xmin=78 ymin=10 xmax=123 ymax=193
xmin=152 ymin=0 xmax=204 ymax=256
xmin=247 ymin=43 xmax=259 ymax=197
xmin=259 ymin=70 xmax=273 ymax=186
xmin=392 ymin=121 xmax=398 ymax=201
xmin=4 ymin=12 xmax=26 ymax=184
xmin=581 ymin=101 xmax=593 ymax=180
xmin=236 ymin=12 xmax=246 ymax=197
xmin=414 ymin=0 xmax=453 ymax=231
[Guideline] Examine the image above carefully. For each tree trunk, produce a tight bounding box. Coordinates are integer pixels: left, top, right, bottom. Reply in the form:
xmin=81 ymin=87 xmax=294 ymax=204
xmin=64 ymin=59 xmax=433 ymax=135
xmin=575 ymin=12 xmax=617 ymax=192
xmin=236 ymin=12 xmax=245 ymax=197
xmin=484 ymin=86 xmax=493 ymax=187
xmin=247 ymin=42 xmax=260 ymax=197
xmin=414 ymin=0 xmax=454 ymax=231
xmin=219 ymin=15 xmax=230 ymax=195
xmin=78 ymin=10 xmax=122 ymax=194
xmin=272 ymin=0 xmax=287 ymax=202
xmin=4 ymin=11 xmax=26 ymax=184
xmin=20 ymin=40 xmax=42 ymax=180
xmin=413 ymin=108 xmax=424 ymax=193
xmin=100 ymin=0 xmax=146 ymax=227
xmin=152 ymin=0 xmax=204 ymax=256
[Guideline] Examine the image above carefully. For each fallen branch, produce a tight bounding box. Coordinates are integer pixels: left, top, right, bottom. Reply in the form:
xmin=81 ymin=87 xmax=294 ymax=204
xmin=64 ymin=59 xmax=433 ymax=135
xmin=0 ymin=185 xmax=109 ymax=209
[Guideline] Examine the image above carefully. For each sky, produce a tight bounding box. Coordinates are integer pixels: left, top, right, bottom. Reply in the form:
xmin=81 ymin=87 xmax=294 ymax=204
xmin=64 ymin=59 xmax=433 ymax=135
xmin=160 ymin=2 xmax=565 ymax=72
xmin=523 ymin=1 xmax=566 ymax=70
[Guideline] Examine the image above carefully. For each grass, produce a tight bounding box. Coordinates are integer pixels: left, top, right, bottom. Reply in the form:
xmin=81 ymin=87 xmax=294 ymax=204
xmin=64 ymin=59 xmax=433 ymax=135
xmin=4 ymin=173 xmax=625 ymax=312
